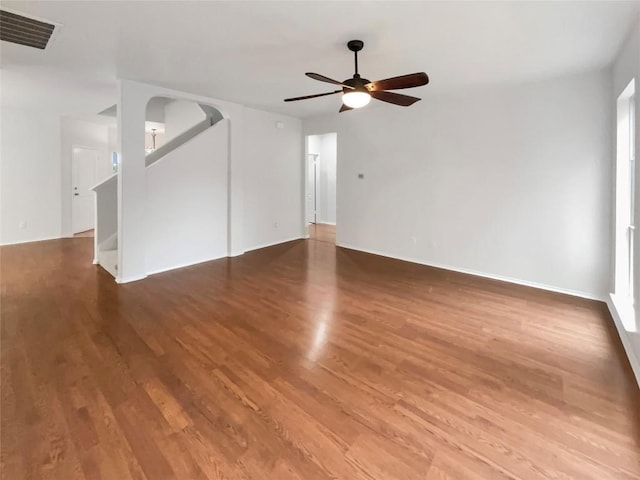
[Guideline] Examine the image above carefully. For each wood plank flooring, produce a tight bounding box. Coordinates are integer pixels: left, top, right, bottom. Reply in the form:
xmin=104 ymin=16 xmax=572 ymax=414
xmin=1 ymin=236 xmax=639 ymax=479
xmin=308 ymin=223 xmax=335 ymax=244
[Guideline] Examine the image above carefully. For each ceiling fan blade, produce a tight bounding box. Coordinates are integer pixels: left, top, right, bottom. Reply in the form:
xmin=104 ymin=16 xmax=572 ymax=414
xmin=370 ymin=90 xmax=421 ymax=106
xmin=284 ymin=90 xmax=342 ymax=102
xmin=306 ymin=72 xmax=353 ymax=88
xmin=339 ymin=104 xmax=353 ymax=113
xmin=366 ymin=72 xmax=429 ymax=92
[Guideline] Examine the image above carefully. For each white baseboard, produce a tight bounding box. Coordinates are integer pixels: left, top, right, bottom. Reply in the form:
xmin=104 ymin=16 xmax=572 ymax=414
xmin=92 ymin=259 xmax=99 ymax=265
xmin=316 ymin=221 xmax=336 ymax=226
xmin=337 ymin=243 xmax=605 ymax=302
xmin=115 ymin=274 xmax=147 ymax=284
xmin=606 ymin=295 xmax=640 ymax=389
xmin=244 ymin=236 xmax=304 ymax=253
xmin=146 ymin=254 xmax=227 ymax=276
xmin=1 ymin=235 xmax=61 ymax=246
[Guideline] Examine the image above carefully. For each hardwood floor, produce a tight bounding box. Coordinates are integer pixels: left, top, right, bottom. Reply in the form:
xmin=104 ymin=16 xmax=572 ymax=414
xmin=1 ymin=237 xmax=639 ymax=479
xmin=308 ymin=223 xmax=335 ymax=244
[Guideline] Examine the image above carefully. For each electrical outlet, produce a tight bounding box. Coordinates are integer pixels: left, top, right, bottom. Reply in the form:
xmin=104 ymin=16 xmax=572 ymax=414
xmin=274 ymin=221 xmax=279 ymax=229
xmin=410 ymin=235 xmax=417 ymax=245
xmin=19 ymin=221 xmax=27 ymax=229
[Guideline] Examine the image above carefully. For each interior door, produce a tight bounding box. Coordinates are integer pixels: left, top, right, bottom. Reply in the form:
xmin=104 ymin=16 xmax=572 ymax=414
xmin=306 ymin=154 xmax=317 ymax=224
xmin=71 ymin=147 xmax=98 ymax=234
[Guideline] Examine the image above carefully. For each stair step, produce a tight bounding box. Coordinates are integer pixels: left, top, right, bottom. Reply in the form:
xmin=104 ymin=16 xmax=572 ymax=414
xmin=98 ymin=249 xmax=118 ymax=278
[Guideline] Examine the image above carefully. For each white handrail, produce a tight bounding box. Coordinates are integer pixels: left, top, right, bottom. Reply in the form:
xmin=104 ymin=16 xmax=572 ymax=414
xmin=146 ymin=117 xmax=221 ymax=168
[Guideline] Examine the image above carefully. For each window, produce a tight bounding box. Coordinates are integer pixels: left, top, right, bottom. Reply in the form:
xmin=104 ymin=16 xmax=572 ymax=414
xmin=615 ymin=79 xmax=636 ymax=331
xmin=112 ymin=151 xmax=119 ymax=174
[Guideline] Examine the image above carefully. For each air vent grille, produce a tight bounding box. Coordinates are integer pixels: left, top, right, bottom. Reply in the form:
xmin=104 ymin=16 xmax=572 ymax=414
xmin=0 ymin=10 xmax=55 ymax=49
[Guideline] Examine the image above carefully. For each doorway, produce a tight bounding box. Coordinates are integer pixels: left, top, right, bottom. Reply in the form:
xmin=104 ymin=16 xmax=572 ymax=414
xmin=306 ymin=133 xmax=337 ymax=244
xmin=71 ymin=146 xmax=99 ymax=234
xmin=307 ymin=153 xmax=318 ymax=224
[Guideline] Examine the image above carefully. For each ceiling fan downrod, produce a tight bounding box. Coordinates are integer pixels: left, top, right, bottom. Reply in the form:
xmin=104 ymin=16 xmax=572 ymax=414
xmin=347 ymin=39 xmax=364 ymax=76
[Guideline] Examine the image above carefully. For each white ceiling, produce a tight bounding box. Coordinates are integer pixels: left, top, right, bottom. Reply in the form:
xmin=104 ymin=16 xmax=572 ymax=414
xmin=1 ymin=1 xmax=638 ymax=118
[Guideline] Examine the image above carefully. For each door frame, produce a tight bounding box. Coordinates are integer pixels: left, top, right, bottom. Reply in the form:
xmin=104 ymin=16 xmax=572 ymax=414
xmin=70 ymin=144 xmax=99 ymax=235
xmin=308 ymin=153 xmax=318 ymax=225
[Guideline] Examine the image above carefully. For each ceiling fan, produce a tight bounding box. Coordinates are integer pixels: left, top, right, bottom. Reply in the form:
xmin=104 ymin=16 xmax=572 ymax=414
xmin=284 ymin=40 xmax=429 ymax=112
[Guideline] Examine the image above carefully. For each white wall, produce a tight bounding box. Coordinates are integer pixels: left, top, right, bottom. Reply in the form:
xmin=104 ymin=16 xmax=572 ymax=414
xmin=146 ymin=120 xmax=229 ymax=274
xmin=307 ymin=133 xmax=337 ymax=225
xmin=308 ymin=136 xmax=321 ymax=158
xmin=3 ymin=81 xmax=304 ymax=268
xmin=163 ymin=99 xmax=206 ymax=142
xmin=117 ymin=80 xmax=303 ymax=282
xmin=1 ymin=108 xmax=62 ymax=245
xmin=60 ymin=118 xmax=111 ymax=237
xmin=118 ymin=81 xmax=247 ymax=282
xmin=108 ymin=126 xmax=118 ymax=155
xmin=304 ymin=68 xmax=612 ymax=299
xmin=243 ymin=108 xmax=303 ymax=251
xmin=146 ymin=97 xmax=169 ymax=123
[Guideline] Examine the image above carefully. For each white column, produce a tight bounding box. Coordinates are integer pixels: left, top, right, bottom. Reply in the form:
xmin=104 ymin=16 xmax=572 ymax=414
xmin=117 ymin=80 xmax=148 ymax=283
xmin=227 ymin=105 xmax=245 ymax=257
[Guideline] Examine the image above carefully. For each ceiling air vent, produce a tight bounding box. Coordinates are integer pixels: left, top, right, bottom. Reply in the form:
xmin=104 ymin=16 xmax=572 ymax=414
xmin=0 ymin=9 xmax=56 ymax=50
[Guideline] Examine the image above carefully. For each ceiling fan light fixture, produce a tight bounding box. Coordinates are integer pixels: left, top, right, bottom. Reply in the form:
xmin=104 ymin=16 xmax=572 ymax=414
xmin=284 ymin=40 xmax=428 ymax=112
xmin=342 ymin=90 xmax=371 ymax=108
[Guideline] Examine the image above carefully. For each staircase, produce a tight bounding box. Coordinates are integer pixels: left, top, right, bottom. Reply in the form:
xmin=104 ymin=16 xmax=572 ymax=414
xmin=91 ymin=172 xmax=117 ymax=277
xmin=98 ymin=244 xmax=118 ymax=277
xmin=93 ymin=103 xmax=223 ymax=280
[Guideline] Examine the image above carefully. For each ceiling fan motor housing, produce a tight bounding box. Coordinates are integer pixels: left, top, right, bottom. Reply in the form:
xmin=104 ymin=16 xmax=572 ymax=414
xmin=343 ymin=75 xmax=371 ymax=93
